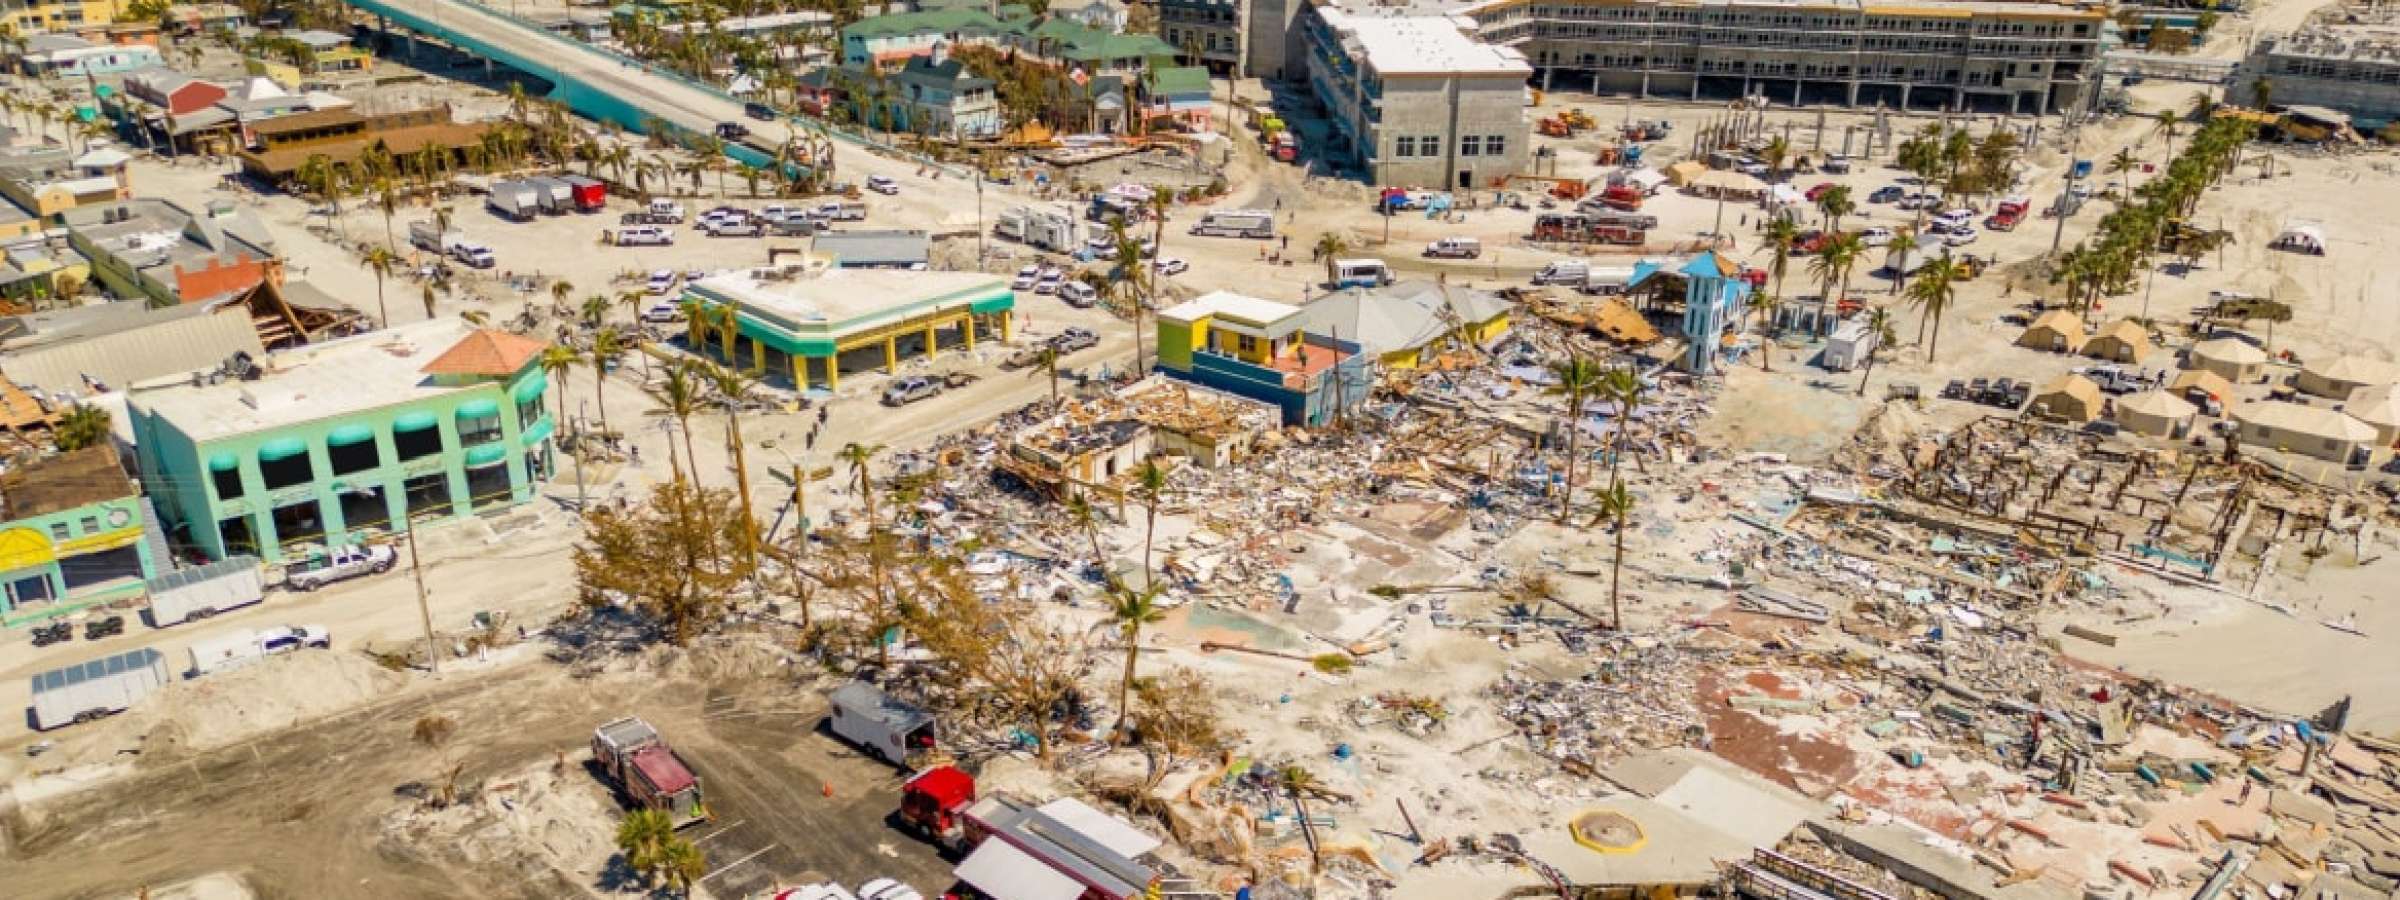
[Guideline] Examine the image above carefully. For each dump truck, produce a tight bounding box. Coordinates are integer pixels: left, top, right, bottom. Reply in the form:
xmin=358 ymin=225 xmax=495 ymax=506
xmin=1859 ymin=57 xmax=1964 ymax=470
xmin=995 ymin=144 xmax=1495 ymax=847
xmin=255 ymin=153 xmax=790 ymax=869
xmin=592 ymin=717 xmax=707 ymax=827
xmin=1593 ymin=183 xmax=1645 ymax=212
xmin=146 ymin=555 xmax=264 ymax=627
xmin=31 ymin=648 xmax=171 ymax=730
xmin=827 ymin=680 xmax=937 ymax=767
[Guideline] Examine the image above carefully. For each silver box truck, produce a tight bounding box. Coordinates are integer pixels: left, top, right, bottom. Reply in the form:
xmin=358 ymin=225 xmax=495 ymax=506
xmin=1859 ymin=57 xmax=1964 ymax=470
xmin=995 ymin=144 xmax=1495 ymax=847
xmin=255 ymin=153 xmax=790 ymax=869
xmin=31 ymin=648 xmax=171 ymax=730
xmin=486 ymin=180 xmax=540 ymax=221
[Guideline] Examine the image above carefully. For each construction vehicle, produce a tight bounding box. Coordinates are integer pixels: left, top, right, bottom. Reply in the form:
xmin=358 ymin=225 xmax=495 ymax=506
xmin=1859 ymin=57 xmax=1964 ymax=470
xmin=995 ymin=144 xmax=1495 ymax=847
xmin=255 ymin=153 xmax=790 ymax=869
xmin=897 ymin=765 xmax=979 ymax=849
xmin=1560 ymin=109 xmax=1595 ymax=130
xmin=1622 ymin=119 xmax=1672 ymax=142
xmin=1532 ymin=213 xmax=1648 ymax=245
xmin=592 ymin=717 xmax=708 ymax=827
xmin=1537 ymin=117 xmax=1572 ymax=138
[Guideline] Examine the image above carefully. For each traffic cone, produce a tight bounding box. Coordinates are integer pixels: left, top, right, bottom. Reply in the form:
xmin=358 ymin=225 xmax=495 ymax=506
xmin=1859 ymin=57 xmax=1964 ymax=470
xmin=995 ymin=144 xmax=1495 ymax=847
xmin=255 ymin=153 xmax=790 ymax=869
xmin=822 ymin=782 xmax=834 ymax=798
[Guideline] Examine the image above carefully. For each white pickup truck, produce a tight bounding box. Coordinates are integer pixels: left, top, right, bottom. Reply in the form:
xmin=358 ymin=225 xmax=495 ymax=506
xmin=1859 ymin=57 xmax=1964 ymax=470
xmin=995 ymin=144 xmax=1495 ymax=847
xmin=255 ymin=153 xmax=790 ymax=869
xmin=283 ymin=545 xmax=395 ymax=591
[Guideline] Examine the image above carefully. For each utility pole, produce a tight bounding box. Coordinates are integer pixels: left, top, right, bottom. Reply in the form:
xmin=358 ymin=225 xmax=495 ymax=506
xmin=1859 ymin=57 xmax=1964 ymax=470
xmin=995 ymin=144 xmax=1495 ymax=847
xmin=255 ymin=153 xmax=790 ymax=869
xmin=405 ymin=522 xmax=439 ymax=675
xmin=2049 ymin=122 xmax=2082 ymax=258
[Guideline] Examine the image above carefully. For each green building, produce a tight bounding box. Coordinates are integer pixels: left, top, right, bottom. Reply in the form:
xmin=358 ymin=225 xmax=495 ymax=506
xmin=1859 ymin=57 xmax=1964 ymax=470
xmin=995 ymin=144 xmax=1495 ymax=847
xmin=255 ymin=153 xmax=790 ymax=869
xmin=682 ymin=268 xmax=1014 ymax=390
xmin=0 ymin=445 xmax=162 ymax=626
xmin=127 ymin=319 xmax=555 ymax=564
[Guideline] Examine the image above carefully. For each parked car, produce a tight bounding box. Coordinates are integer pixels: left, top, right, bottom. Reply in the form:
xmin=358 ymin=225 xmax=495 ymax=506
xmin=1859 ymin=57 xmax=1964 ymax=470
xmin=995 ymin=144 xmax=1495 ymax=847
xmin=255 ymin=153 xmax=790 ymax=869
xmin=284 ymin=545 xmax=396 ymax=591
xmin=646 ymin=270 xmax=679 ymax=294
xmin=640 ymin=300 xmax=683 ymax=324
xmin=1059 ymin=281 xmax=1097 ymax=307
xmin=82 ymin=615 xmax=124 ymax=641
xmin=1868 ymin=186 xmax=1905 ymax=203
xmin=703 ymin=219 xmax=765 ymax=237
xmin=1857 ymin=226 xmax=1894 ymax=247
xmin=1940 ymin=230 xmax=1978 ymax=247
xmin=1048 ymin=327 xmax=1099 ymax=352
xmin=1034 ymin=272 xmax=1063 ymax=295
xmin=857 ymin=880 xmax=925 ymax=900
xmin=1011 ymin=265 xmax=1040 ymax=290
xmin=1805 ymin=182 xmax=1838 ymax=201
xmin=744 ymin=101 xmax=778 ymax=121
xmin=613 ymin=225 xmax=674 ymax=246
xmin=714 ymin=121 xmax=749 ymax=140
xmin=866 ymin=175 xmax=899 ymax=195
xmin=881 ymin=376 xmax=942 ymax=406
xmin=1152 ymin=257 xmax=1189 ymax=277
xmin=257 ymin=624 xmax=332 ymax=654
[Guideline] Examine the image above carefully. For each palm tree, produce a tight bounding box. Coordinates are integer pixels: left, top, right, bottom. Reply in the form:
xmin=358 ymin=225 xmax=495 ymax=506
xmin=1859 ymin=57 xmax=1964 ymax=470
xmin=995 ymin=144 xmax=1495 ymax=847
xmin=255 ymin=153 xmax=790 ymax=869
xmin=1111 ymin=224 xmax=1149 ymax=373
xmin=1593 ymin=478 xmax=1634 ymax=629
xmin=1029 ymin=345 xmax=1063 ymax=410
xmin=548 ymin=279 xmax=573 ymax=319
xmin=838 ymin=440 xmax=891 ymax=662
xmin=540 ymin=346 xmax=581 ymax=434
xmin=702 ymin=364 xmax=762 ymax=568
xmin=648 ymin=361 xmax=708 ymax=488
xmin=1855 ymin=306 xmax=1899 ymax=396
xmin=615 ymin=808 xmax=680 ymax=886
xmin=1598 ymin=366 xmax=1645 ymax=483
xmin=1815 ymin=185 xmax=1854 ymax=233
xmin=1886 ymin=231 xmax=1920 ymax=300
xmin=1760 ymin=135 xmax=1790 ymax=180
xmin=375 ymin=177 xmax=400 ymax=251
xmin=1134 ymin=459 xmax=1167 ymax=580
xmin=590 ymin=327 xmax=625 ymax=436
xmin=581 ymin=294 xmax=612 ymax=327
xmin=657 ymin=839 xmax=705 ymax=896
xmin=53 ymin=402 xmax=110 ymax=451
xmin=1747 ymin=289 xmax=1780 ymax=371
xmin=1906 ymin=255 xmax=1963 ymax=363
xmin=2250 ymin=75 xmax=2273 ymax=110
xmin=1544 ymin=356 xmax=1603 ymax=523
xmin=1108 ymin=581 xmax=1166 ymax=734
xmin=1280 ymin=765 xmax=1324 ymax=872
xmin=362 ymin=247 xmax=398 ymax=325
xmin=2153 ymin=109 xmax=2182 ymax=161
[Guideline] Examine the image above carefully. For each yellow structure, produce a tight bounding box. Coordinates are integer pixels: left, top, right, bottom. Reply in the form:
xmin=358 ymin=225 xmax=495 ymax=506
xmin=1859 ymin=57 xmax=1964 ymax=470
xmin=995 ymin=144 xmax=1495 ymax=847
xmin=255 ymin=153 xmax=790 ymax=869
xmin=0 ymin=0 xmax=125 ymax=36
xmin=680 ymin=267 xmax=1014 ymax=391
xmin=1301 ymin=281 xmax=1512 ymax=371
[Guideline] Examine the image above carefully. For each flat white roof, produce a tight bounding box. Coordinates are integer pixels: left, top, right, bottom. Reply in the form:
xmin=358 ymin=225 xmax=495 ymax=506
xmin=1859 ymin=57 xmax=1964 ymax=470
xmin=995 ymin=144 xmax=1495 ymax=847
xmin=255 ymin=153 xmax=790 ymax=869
xmin=955 ymin=839 xmax=1085 ymax=900
xmin=130 ymin=317 xmax=486 ymax=441
xmin=1035 ymin=798 xmax=1162 ymax=858
xmin=1320 ymin=9 xmax=1532 ymax=77
xmin=693 ymin=268 xmax=1002 ymax=326
xmin=1157 ymin=290 xmax=1303 ymax=327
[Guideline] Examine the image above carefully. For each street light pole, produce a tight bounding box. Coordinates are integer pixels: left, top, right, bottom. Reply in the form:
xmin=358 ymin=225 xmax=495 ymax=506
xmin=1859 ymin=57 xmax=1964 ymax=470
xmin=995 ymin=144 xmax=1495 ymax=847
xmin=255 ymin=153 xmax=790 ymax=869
xmin=405 ymin=521 xmax=438 ymax=675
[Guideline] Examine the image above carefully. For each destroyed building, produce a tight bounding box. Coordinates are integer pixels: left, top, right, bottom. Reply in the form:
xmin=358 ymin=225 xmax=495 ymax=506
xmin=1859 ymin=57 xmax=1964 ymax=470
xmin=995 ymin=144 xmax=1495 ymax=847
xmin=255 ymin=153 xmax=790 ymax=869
xmin=999 ymin=376 xmax=1278 ymax=500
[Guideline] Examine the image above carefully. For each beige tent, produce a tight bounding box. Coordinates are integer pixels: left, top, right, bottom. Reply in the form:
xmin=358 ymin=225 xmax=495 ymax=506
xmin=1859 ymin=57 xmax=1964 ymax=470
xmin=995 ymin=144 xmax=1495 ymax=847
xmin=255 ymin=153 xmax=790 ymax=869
xmin=2017 ymin=310 xmax=2086 ymax=353
xmin=2234 ymin=402 xmax=2380 ymax=463
xmin=2169 ymin=368 xmax=2235 ymax=404
xmin=1663 ymin=160 xmax=1708 ymax=187
xmin=1689 ymin=169 xmax=1767 ymax=198
xmin=2296 ymin=354 xmax=2399 ymax=400
xmin=2030 ymin=374 xmax=2104 ymax=422
xmin=2189 ymin=338 xmax=2268 ymax=382
xmin=2082 ymin=319 xmax=2154 ymax=364
xmin=2115 ymin=390 xmax=2198 ymax=437
xmin=2346 ymin=383 xmax=2400 ymax=446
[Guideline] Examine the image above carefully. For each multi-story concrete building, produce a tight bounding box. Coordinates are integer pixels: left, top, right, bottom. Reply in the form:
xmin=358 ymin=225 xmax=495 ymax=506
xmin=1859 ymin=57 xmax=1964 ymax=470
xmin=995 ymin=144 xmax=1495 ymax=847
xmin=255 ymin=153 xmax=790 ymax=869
xmin=2237 ymin=20 xmax=2400 ymax=126
xmin=0 ymin=445 xmax=163 ymax=626
xmin=1248 ymin=0 xmax=1307 ymax=80
xmin=1469 ymin=0 xmax=2107 ymax=114
xmin=127 ymin=320 xmax=556 ymax=564
xmin=1300 ymin=7 xmax=1532 ymax=188
xmin=0 ymin=0 xmax=129 ymax=37
xmin=63 ymin=197 xmax=283 ymax=307
xmin=1160 ymin=0 xmax=1245 ymax=73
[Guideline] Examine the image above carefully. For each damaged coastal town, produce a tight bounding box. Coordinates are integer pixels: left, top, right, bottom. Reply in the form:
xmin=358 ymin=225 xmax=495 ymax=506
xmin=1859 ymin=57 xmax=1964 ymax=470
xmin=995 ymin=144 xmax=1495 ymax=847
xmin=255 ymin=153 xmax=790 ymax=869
xmin=7 ymin=0 xmax=2400 ymax=899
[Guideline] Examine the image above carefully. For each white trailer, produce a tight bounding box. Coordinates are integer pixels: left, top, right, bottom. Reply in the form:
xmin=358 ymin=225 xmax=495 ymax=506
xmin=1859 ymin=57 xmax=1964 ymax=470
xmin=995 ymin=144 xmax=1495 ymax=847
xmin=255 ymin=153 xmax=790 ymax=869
xmin=827 ymin=680 xmax=936 ymax=766
xmin=526 ymin=176 xmax=575 ymax=215
xmin=189 ymin=630 xmax=264 ymax=676
xmin=1190 ymin=209 xmax=1275 ymax=238
xmin=487 ymin=180 xmax=540 ymax=221
xmin=146 ymin=555 xmax=264 ymax=627
xmin=31 ymin=648 xmax=171 ymax=730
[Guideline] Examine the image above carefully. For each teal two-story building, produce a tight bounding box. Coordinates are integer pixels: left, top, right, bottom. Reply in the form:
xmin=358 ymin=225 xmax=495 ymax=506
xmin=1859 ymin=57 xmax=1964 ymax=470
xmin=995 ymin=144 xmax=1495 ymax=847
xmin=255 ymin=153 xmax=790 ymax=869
xmin=127 ymin=320 xmax=556 ymax=564
xmin=0 ymin=445 xmax=163 ymax=626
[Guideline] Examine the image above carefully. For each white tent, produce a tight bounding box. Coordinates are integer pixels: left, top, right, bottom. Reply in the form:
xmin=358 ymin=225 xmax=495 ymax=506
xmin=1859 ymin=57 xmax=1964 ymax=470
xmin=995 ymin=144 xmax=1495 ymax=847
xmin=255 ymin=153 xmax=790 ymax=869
xmin=2272 ymin=223 xmax=2326 ymax=255
xmin=1766 ymin=183 xmax=1807 ymax=207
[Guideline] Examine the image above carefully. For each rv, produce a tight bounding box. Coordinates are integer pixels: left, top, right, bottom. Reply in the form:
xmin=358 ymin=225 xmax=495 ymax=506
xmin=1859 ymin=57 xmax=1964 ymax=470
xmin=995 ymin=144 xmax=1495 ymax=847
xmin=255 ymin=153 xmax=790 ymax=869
xmin=1189 ymin=209 xmax=1275 ymax=239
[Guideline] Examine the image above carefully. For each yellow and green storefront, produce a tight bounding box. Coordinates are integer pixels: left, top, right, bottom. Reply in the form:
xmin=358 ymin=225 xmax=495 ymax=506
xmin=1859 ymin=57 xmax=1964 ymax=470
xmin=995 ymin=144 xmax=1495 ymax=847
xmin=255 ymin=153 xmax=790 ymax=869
xmin=680 ymin=269 xmax=1015 ymax=390
xmin=0 ymin=447 xmax=161 ymax=626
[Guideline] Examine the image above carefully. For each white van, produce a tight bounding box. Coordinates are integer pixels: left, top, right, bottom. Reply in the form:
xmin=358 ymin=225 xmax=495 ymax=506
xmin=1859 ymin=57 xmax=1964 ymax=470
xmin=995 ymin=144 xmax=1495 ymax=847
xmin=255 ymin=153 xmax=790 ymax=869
xmin=1423 ymin=237 xmax=1482 ymax=259
xmin=1331 ymin=258 xmax=1392 ymax=289
xmin=1532 ymin=260 xmax=1587 ymax=286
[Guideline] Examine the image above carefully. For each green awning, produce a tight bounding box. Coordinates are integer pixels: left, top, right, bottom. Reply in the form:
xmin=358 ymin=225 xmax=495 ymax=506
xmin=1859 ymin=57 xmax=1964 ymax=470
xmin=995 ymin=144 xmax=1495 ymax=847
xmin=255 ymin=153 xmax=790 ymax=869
xmin=519 ymin=418 xmax=555 ymax=445
xmin=326 ymin=424 xmax=377 ymax=446
xmin=394 ymin=411 xmax=439 ymax=431
xmin=970 ymin=293 xmax=1016 ymax=315
xmin=455 ymin=399 xmax=501 ymax=419
xmin=463 ymin=444 xmax=509 ymax=467
xmin=257 ymin=437 xmax=309 ymax=462
xmin=511 ymin=373 xmax=548 ymax=402
xmin=206 ymin=452 xmax=239 ymax=472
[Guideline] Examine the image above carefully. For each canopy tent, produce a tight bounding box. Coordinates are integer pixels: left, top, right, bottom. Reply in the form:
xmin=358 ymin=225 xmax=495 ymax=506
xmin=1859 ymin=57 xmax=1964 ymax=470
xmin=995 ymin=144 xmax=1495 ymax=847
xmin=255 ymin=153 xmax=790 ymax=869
xmin=2235 ymin=401 xmax=2380 ymax=463
xmin=1766 ymin=183 xmax=1807 ymax=207
xmin=1689 ymin=169 xmax=1767 ymax=198
xmin=2297 ymin=354 xmax=2399 ymax=400
xmin=2030 ymin=374 xmax=2104 ymax=423
xmin=2115 ymin=389 xmax=2198 ymax=437
xmin=2271 ymin=223 xmax=2325 ymax=255
xmin=2082 ymin=318 xmax=2154 ymax=364
xmin=1663 ymin=160 xmax=1708 ymax=187
xmin=2189 ymin=338 xmax=2268 ymax=382
xmin=2170 ymin=368 xmax=2235 ymax=403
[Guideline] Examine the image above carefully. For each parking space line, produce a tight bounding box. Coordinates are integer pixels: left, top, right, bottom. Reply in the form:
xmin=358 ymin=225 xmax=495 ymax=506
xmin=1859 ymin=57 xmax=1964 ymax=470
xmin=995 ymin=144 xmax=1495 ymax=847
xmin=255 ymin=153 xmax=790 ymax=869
xmin=699 ymin=844 xmax=779 ymax=884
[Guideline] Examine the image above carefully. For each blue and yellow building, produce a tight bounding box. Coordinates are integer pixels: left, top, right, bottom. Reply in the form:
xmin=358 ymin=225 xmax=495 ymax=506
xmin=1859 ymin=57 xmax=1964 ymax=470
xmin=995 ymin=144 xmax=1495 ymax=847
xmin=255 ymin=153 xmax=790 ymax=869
xmin=127 ymin=319 xmax=555 ymax=564
xmin=0 ymin=445 xmax=162 ymax=626
xmin=1154 ymin=290 xmax=1372 ymax=426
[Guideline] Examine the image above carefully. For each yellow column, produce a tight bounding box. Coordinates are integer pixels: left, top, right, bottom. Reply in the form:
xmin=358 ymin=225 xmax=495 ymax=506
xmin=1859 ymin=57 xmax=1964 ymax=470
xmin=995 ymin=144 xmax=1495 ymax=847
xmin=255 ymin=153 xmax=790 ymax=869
xmin=791 ymin=354 xmax=804 ymax=388
xmin=963 ymin=314 xmax=977 ymax=351
xmin=924 ymin=323 xmax=939 ymax=361
xmin=749 ymin=337 xmax=767 ymax=375
xmin=824 ymin=354 xmax=838 ymax=390
xmin=883 ymin=336 xmax=899 ymax=373
xmin=1003 ymin=310 xmax=1016 ymax=341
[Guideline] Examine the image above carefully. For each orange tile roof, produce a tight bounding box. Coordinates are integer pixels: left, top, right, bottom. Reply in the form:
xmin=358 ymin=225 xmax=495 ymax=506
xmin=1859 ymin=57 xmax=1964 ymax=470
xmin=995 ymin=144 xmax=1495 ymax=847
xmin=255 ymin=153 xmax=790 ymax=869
xmin=421 ymin=329 xmax=548 ymax=377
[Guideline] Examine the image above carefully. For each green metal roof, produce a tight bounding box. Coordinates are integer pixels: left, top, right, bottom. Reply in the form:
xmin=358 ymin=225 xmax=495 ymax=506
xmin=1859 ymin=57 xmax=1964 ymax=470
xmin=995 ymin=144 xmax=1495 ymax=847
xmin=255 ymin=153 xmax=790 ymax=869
xmin=842 ymin=9 xmax=1024 ymax=41
xmin=1149 ymin=66 xmax=1210 ymax=96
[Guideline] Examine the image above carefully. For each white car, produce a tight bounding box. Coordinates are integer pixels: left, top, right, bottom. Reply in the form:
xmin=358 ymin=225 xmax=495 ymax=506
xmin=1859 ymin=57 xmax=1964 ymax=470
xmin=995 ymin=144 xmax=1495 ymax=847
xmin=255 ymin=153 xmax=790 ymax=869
xmin=1941 ymin=230 xmax=1978 ymax=247
xmin=857 ymin=879 xmax=924 ymax=900
xmin=1857 ymin=226 xmax=1894 ymax=247
xmin=1034 ymin=273 xmax=1063 ymax=294
xmin=257 ymin=625 xmax=332 ymax=654
xmin=1933 ymin=209 xmax=1975 ymax=227
xmin=1153 ymin=257 xmax=1189 ymax=277
xmin=866 ymin=175 xmax=899 ymax=195
xmin=1011 ymin=265 xmax=1039 ymax=290
xmin=1085 ymin=235 xmax=1117 ymax=254
xmin=1059 ymin=281 xmax=1098 ymax=307
xmin=646 ymin=270 xmax=678 ymax=294
xmin=640 ymin=300 xmax=683 ymax=324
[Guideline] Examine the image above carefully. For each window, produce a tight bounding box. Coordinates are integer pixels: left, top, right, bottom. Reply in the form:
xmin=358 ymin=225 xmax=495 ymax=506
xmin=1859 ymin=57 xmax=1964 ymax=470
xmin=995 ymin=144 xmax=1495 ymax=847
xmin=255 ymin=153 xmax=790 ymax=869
xmin=212 ymin=466 xmax=245 ymax=501
xmin=458 ymin=413 xmax=503 ymax=447
xmin=516 ymin=396 xmax=544 ymax=431
xmin=1237 ymin=335 xmax=1257 ymax=353
xmin=1460 ymin=135 xmax=1480 ymax=157
xmin=49 ymin=523 xmax=69 ymax=540
xmin=1485 ymin=135 xmax=1508 ymax=156
xmin=79 ymin=516 xmax=98 ymax=534
xmin=1393 ymin=135 xmax=1416 ymax=157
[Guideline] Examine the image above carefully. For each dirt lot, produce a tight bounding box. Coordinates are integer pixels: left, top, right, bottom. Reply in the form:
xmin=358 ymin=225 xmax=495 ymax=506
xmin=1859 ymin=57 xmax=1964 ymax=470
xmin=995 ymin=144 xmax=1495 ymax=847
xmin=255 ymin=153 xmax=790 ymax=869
xmin=0 ymin=632 xmax=952 ymax=899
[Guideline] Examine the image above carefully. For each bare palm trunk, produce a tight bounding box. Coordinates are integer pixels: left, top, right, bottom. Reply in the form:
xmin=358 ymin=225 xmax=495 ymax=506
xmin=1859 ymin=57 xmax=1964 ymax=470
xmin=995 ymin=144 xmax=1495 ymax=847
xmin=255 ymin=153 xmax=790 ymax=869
xmin=1557 ymin=406 xmax=1581 ymax=523
xmin=1610 ymin=516 xmax=1627 ymax=628
xmin=1118 ymin=624 xmax=1140 ymax=731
